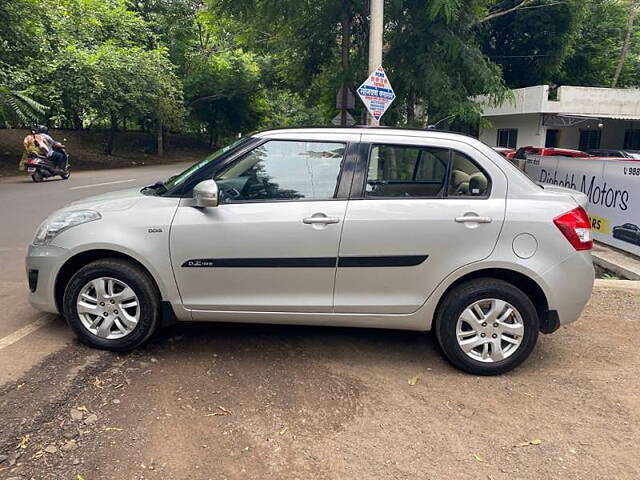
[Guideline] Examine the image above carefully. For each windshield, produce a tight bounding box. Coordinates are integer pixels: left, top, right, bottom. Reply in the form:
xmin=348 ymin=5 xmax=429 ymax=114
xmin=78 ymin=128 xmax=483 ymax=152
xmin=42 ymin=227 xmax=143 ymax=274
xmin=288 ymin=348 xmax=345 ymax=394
xmin=142 ymin=137 xmax=253 ymax=196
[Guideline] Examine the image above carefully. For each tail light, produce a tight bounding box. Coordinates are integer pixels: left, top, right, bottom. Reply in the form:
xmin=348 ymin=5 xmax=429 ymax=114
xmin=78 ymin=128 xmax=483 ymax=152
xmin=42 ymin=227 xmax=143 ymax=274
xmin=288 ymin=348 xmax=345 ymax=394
xmin=553 ymin=206 xmax=593 ymax=251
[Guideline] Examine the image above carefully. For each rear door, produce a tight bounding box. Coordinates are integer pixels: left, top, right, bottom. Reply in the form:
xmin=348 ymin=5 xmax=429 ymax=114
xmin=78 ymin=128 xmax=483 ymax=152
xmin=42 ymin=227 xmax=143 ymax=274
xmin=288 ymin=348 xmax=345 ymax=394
xmin=334 ymin=134 xmax=507 ymax=314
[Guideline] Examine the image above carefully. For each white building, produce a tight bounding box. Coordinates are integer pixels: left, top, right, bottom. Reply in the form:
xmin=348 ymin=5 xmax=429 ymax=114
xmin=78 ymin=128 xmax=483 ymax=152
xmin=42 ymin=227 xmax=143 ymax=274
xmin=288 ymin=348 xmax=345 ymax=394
xmin=477 ymin=85 xmax=640 ymax=152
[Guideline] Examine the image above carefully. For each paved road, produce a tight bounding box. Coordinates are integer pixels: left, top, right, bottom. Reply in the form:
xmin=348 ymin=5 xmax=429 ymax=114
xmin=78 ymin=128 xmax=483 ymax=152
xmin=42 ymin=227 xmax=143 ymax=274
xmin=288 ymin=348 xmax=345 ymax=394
xmin=0 ymin=162 xmax=191 ymax=385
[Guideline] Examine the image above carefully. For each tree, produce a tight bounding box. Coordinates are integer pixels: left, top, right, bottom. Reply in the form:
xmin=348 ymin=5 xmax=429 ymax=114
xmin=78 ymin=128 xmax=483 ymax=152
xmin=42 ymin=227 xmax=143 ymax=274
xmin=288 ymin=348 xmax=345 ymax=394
xmin=612 ymin=0 xmax=640 ymax=87
xmin=480 ymin=0 xmax=582 ymax=88
xmin=0 ymin=86 xmax=46 ymax=125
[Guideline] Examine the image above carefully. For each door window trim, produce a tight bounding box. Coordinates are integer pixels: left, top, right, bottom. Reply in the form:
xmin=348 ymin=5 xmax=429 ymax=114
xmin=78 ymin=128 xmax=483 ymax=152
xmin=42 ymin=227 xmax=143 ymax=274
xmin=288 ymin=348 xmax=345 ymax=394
xmin=349 ymin=142 xmax=492 ymax=200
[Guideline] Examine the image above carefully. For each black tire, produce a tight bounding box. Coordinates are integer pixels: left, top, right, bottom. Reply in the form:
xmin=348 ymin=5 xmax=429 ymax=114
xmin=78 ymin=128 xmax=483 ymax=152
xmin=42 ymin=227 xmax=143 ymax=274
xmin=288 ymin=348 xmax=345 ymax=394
xmin=435 ymin=278 xmax=539 ymax=376
xmin=61 ymin=171 xmax=70 ymax=180
xmin=63 ymin=258 xmax=160 ymax=352
xmin=32 ymin=171 xmax=43 ymax=182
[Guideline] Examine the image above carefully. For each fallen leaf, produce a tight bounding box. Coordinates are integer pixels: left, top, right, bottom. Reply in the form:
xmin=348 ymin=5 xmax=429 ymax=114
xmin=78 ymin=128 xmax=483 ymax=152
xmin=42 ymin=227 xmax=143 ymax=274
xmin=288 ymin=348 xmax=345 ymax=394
xmin=217 ymin=406 xmax=231 ymax=415
xmin=103 ymin=427 xmax=123 ymax=432
xmin=407 ymin=375 xmax=420 ymax=386
xmin=76 ymin=406 xmax=89 ymax=414
xmin=16 ymin=434 xmax=30 ymax=449
xmin=31 ymin=450 xmax=45 ymax=459
xmin=515 ymin=438 xmax=544 ymax=447
xmin=16 ymin=383 xmax=25 ymax=390
xmin=77 ymin=475 xmax=86 ymax=480
xmin=279 ymin=426 xmax=288 ymax=435
xmin=473 ymin=454 xmax=485 ymax=463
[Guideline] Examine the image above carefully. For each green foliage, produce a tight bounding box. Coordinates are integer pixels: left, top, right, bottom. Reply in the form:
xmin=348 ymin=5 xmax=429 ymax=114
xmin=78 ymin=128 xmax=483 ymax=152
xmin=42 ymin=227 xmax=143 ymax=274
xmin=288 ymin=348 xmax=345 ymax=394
xmin=0 ymin=86 xmax=47 ymax=125
xmin=481 ymin=0 xmax=584 ymax=88
xmin=2 ymin=0 xmax=638 ymax=144
xmin=558 ymin=0 xmax=640 ymax=87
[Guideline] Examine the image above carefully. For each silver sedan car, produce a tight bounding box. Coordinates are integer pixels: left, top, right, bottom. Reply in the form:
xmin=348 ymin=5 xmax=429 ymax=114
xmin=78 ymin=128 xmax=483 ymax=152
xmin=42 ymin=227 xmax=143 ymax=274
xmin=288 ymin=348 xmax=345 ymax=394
xmin=26 ymin=128 xmax=594 ymax=375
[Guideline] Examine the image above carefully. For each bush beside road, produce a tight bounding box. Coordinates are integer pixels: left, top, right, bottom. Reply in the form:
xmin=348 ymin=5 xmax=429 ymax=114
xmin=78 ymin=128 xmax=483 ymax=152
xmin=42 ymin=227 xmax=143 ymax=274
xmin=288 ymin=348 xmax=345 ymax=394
xmin=0 ymin=285 xmax=638 ymax=480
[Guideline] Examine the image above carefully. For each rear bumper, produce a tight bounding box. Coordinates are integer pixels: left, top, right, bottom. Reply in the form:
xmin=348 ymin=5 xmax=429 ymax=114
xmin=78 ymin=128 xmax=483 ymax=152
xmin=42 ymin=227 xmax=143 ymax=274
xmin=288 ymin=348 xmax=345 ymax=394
xmin=540 ymin=251 xmax=594 ymax=327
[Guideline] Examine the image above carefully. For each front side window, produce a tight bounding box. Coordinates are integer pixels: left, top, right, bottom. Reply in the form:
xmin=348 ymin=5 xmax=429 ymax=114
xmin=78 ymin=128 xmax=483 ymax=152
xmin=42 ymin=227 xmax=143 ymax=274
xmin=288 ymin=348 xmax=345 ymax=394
xmin=366 ymin=144 xmax=449 ymax=197
xmin=215 ymin=140 xmax=345 ymax=203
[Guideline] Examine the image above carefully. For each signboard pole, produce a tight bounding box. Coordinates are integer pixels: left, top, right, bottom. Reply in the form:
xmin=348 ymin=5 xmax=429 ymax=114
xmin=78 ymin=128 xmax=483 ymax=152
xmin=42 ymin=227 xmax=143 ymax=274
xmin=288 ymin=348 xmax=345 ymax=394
xmin=367 ymin=0 xmax=383 ymax=125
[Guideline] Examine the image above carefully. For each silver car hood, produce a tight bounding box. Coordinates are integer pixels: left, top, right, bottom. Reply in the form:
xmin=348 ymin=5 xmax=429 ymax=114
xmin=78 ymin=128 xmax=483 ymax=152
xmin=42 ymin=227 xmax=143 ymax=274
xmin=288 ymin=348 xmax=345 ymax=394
xmin=537 ymin=183 xmax=589 ymax=209
xmin=65 ymin=187 xmax=145 ymax=213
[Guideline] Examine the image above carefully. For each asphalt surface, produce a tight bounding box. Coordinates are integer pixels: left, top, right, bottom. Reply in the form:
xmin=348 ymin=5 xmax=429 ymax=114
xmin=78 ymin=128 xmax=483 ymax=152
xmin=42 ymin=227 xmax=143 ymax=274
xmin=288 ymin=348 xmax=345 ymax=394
xmin=0 ymin=162 xmax=191 ymax=386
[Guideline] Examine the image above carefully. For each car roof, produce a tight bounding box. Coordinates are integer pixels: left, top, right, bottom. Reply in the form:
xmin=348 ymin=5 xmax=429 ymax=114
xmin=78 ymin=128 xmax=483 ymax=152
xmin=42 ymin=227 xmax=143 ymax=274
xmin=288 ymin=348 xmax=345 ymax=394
xmin=252 ymin=126 xmax=477 ymax=141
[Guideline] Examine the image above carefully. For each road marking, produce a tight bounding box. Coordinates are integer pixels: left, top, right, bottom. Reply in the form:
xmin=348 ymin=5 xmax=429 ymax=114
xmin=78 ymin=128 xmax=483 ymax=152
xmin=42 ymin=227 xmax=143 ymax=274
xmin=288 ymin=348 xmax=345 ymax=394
xmin=0 ymin=317 xmax=51 ymax=351
xmin=70 ymin=179 xmax=137 ymax=190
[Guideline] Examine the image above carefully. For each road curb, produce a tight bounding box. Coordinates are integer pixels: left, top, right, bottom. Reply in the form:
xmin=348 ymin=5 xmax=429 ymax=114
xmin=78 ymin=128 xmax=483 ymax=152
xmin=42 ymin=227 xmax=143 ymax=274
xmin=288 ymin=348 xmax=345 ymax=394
xmin=594 ymin=279 xmax=640 ymax=291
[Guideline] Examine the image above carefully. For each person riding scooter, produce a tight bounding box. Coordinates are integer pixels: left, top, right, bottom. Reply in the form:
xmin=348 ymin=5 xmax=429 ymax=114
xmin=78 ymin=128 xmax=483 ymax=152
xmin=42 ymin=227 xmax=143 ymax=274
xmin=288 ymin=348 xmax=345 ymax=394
xmin=23 ymin=125 xmax=67 ymax=169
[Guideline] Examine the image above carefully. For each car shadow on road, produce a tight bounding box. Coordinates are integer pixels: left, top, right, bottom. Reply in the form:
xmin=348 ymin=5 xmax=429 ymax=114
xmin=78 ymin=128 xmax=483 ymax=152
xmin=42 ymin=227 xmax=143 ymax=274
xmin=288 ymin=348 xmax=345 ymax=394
xmin=142 ymin=321 xmax=454 ymax=374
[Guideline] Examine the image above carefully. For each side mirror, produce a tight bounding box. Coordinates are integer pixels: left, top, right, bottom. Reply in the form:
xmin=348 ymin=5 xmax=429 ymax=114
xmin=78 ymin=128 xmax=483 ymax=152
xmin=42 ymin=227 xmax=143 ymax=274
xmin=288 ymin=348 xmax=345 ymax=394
xmin=193 ymin=179 xmax=219 ymax=208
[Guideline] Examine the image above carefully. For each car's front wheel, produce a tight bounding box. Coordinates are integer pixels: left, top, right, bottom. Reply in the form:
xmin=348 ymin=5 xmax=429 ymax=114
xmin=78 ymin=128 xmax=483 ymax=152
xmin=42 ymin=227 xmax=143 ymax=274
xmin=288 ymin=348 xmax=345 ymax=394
xmin=435 ymin=278 xmax=539 ymax=375
xmin=63 ymin=259 xmax=160 ymax=351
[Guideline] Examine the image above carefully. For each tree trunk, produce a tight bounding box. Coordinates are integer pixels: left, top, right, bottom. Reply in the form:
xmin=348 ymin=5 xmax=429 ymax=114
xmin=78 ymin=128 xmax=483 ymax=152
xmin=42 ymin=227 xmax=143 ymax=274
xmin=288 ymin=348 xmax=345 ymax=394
xmin=407 ymin=87 xmax=416 ymax=125
xmin=157 ymin=120 xmax=164 ymax=157
xmin=340 ymin=7 xmax=350 ymax=127
xmin=612 ymin=0 xmax=640 ymax=87
xmin=105 ymin=112 xmax=117 ymax=155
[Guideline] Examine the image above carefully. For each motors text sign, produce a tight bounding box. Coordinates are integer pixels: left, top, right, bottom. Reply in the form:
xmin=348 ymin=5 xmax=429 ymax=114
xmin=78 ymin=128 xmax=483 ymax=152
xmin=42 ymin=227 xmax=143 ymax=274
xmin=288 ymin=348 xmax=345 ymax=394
xmin=525 ymin=156 xmax=640 ymax=256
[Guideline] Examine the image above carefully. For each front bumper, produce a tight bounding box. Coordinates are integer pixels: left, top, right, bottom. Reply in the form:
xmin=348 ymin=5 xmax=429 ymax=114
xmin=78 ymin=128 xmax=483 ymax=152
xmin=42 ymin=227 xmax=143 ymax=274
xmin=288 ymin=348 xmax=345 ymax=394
xmin=540 ymin=251 xmax=595 ymax=327
xmin=26 ymin=244 xmax=69 ymax=313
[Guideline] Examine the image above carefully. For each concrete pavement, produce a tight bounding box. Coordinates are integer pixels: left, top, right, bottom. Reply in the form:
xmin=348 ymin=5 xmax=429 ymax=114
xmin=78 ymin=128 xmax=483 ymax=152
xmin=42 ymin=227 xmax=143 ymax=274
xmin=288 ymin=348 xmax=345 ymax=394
xmin=0 ymin=162 xmax=191 ymax=385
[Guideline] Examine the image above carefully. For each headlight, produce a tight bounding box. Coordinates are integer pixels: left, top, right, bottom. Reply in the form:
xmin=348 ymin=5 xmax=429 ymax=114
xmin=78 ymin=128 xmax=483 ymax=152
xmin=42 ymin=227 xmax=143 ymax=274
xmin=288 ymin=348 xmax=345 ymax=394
xmin=33 ymin=210 xmax=102 ymax=246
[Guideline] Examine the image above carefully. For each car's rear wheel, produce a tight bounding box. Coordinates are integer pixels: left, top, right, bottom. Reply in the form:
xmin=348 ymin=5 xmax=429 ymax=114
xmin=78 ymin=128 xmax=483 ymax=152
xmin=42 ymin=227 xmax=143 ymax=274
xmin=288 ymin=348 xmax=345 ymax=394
xmin=435 ymin=278 xmax=539 ymax=375
xmin=63 ymin=259 xmax=160 ymax=352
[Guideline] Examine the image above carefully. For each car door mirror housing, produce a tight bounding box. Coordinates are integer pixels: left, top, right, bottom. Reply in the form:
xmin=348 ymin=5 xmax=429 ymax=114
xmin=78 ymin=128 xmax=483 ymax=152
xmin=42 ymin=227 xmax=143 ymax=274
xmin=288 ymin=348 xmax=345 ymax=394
xmin=193 ymin=180 xmax=219 ymax=208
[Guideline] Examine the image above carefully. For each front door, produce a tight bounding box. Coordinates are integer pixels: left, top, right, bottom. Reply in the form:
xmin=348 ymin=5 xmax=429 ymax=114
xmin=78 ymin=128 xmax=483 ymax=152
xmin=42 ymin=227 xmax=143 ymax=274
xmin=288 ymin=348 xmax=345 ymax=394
xmin=170 ymin=138 xmax=353 ymax=313
xmin=334 ymin=134 xmax=507 ymax=314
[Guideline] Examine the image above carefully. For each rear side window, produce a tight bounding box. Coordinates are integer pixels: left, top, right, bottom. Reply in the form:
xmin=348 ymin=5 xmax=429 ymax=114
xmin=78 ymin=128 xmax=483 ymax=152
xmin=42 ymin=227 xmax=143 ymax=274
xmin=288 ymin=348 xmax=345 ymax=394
xmin=448 ymin=151 xmax=489 ymax=197
xmin=364 ymin=144 xmax=489 ymax=198
xmin=366 ymin=145 xmax=449 ymax=197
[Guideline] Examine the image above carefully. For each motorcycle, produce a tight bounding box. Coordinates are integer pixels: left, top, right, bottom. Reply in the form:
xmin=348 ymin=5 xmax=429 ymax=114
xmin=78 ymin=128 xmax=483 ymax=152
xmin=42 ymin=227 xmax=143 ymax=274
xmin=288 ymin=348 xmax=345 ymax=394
xmin=25 ymin=150 xmax=71 ymax=182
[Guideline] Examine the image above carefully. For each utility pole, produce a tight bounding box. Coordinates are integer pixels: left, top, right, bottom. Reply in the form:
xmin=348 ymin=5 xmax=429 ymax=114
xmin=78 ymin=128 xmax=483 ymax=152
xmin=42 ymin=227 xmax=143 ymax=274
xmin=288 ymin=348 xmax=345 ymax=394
xmin=367 ymin=0 xmax=383 ymax=126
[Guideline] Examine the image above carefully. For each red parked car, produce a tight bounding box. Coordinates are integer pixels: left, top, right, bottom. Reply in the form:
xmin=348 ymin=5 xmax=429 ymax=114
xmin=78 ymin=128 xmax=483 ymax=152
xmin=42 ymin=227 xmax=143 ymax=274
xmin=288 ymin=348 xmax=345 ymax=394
xmin=513 ymin=147 xmax=593 ymax=160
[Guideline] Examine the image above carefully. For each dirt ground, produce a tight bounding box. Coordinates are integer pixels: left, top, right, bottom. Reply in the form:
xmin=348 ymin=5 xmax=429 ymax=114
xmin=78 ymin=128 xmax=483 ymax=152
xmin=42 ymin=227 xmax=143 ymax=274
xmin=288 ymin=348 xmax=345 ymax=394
xmin=1 ymin=286 xmax=639 ymax=480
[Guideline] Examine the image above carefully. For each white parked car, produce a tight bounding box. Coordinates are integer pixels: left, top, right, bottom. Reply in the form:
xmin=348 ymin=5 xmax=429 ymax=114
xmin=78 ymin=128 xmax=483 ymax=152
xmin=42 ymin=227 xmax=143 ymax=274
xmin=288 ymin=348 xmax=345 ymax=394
xmin=27 ymin=128 xmax=594 ymax=375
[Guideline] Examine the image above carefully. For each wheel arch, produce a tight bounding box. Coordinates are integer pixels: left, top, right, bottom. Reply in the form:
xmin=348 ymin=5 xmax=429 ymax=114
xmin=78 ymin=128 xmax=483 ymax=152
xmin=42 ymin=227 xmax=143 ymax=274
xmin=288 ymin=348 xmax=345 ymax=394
xmin=434 ymin=268 xmax=553 ymax=333
xmin=54 ymin=249 xmax=162 ymax=313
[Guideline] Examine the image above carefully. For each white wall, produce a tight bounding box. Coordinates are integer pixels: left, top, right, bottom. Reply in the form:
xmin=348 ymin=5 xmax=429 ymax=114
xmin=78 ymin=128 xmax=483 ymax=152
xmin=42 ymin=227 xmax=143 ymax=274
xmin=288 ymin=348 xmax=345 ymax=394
xmin=481 ymin=116 xmax=640 ymax=150
xmin=478 ymin=85 xmax=640 ymax=118
xmin=479 ymin=114 xmax=543 ymax=148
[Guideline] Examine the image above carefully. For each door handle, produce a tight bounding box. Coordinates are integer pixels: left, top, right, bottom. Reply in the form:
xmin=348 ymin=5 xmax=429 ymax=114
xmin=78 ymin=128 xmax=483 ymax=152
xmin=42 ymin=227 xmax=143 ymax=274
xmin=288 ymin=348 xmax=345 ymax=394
xmin=455 ymin=216 xmax=492 ymax=224
xmin=303 ymin=214 xmax=340 ymax=225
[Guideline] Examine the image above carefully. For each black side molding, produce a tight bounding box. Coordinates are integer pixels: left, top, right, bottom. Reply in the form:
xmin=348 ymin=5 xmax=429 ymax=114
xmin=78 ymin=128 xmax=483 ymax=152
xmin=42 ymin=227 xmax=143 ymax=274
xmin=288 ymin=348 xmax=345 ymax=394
xmin=181 ymin=255 xmax=428 ymax=268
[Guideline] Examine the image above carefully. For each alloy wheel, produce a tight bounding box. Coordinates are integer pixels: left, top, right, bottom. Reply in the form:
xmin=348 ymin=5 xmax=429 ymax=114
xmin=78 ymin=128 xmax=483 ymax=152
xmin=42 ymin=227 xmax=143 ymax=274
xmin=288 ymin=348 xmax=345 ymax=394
xmin=455 ymin=298 xmax=525 ymax=363
xmin=76 ymin=277 xmax=140 ymax=339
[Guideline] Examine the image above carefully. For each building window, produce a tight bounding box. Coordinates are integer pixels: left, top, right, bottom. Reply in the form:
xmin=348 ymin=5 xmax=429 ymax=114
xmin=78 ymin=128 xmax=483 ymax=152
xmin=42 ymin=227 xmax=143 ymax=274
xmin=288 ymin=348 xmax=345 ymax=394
xmin=497 ymin=129 xmax=518 ymax=149
xmin=624 ymin=129 xmax=640 ymax=149
xmin=545 ymin=129 xmax=559 ymax=148
xmin=579 ymin=130 xmax=601 ymax=151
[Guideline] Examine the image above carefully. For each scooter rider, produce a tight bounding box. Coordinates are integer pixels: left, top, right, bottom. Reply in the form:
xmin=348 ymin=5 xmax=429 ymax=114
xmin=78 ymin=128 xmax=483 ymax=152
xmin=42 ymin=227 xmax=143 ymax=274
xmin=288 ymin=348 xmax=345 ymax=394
xmin=25 ymin=125 xmax=67 ymax=169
